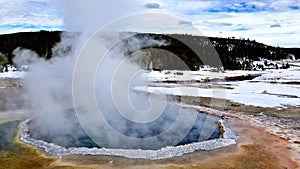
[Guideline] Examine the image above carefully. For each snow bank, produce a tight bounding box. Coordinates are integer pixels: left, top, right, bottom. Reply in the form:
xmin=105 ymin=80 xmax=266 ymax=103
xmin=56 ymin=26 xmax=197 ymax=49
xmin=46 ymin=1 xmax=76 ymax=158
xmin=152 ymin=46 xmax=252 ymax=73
xmin=136 ymin=69 xmax=300 ymax=108
xmin=0 ymin=71 xmax=27 ymax=78
xmin=143 ymin=70 xmax=263 ymax=82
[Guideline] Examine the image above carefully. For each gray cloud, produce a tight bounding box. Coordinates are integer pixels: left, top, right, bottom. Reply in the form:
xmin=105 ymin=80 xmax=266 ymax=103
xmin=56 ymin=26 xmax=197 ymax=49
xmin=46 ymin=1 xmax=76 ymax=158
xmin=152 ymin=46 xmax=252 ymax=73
xmin=144 ymin=3 xmax=160 ymax=9
xmin=202 ymin=21 xmax=233 ymax=27
xmin=179 ymin=20 xmax=193 ymax=25
xmin=270 ymin=23 xmax=281 ymax=28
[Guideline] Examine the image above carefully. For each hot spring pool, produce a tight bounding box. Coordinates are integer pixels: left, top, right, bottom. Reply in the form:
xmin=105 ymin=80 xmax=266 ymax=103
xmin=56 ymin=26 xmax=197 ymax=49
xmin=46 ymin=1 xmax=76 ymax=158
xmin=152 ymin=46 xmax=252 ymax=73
xmin=19 ymin=107 xmax=239 ymax=160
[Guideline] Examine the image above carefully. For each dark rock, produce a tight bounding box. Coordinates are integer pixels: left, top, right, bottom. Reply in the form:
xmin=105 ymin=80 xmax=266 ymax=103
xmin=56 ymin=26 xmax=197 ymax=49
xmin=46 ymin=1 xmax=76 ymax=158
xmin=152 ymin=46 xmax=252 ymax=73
xmin=293 ymin=141 xmax=300 ymax=144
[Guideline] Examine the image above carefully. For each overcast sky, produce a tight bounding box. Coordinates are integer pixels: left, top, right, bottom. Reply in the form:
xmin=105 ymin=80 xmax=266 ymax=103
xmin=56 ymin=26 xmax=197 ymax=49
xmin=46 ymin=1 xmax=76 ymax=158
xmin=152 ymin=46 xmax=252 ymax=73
xmin=0 ymin=0 xmax=299 ymax=47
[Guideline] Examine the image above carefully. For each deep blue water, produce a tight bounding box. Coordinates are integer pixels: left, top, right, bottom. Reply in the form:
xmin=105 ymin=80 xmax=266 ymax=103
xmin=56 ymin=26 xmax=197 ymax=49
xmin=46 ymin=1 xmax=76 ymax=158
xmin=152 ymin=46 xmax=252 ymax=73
xmin=29 ymin=107 xmax=221 ymax=150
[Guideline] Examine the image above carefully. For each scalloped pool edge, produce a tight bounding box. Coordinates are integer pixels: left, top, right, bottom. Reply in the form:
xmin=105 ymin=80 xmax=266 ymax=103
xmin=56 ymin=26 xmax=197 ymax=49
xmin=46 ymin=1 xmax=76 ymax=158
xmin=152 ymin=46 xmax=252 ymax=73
xmin=19 ymin=119 xmax=239 ymax=160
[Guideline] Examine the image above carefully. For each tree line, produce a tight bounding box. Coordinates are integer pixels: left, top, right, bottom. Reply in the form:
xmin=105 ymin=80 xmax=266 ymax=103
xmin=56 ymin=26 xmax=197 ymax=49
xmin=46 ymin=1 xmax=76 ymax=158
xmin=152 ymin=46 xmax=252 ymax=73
xmin=0 ymin=31 xmax=299 ymax=70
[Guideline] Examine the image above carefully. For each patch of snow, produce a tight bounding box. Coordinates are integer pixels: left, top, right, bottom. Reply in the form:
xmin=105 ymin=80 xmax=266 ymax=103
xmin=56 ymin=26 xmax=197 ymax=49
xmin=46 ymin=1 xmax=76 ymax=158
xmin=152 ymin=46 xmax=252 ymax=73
xmin=0 ymin=71 xmax=27 ymax=78
xmin=5 ymin=65 xmax=17 ymax=72
xmin=254 ymin=69 xmax=300 ymax=83
xmin=143 ymin=70 xmax=263 ymax=82
xmin=227 ymin=81 xmax=300 ymax=107
xmin=137 ymin=68 xmax=300 ymax=108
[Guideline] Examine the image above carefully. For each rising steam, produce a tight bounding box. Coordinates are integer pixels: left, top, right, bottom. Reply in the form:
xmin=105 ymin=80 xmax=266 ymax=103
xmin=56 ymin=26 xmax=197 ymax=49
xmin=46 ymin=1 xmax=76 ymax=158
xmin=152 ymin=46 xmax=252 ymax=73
xmin=13 ymin=0 xmax=230 ymax=151
xmin=13 ymin=0 xmax=187 ymax=149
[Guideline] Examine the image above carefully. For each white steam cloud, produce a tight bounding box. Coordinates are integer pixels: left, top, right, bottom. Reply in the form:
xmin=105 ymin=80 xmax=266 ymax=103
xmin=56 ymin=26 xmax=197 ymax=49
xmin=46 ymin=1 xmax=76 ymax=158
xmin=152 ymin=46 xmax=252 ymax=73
xmin=16 ymin=0 xmax=194 ymax=149
xmin=16 ymin=0 xmax=221 ymax=150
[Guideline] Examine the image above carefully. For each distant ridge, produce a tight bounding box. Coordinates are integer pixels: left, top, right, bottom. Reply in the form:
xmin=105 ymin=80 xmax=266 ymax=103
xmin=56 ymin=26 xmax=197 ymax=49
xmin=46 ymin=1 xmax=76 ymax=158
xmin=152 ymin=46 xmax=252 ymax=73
xmin=0 ymin=31 xmax=299 ymax=70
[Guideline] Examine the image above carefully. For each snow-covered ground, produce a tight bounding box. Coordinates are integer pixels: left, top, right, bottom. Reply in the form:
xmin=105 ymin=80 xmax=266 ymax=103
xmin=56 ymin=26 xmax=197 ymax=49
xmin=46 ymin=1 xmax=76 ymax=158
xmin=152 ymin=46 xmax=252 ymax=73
xmin=136 ymin=68 xmax=300 ymax=108
xmin=0 ymin=71 xmax=27 ymax=78
xmin=1 ymin=64 xmax=299 ymax=108
xmin=0 ymin=64 xmax=28 ymax=78
xmin=254 ymin=68 xmax=300 ymax=83
xmin=143 ymin=70 xmax=264 ymax=82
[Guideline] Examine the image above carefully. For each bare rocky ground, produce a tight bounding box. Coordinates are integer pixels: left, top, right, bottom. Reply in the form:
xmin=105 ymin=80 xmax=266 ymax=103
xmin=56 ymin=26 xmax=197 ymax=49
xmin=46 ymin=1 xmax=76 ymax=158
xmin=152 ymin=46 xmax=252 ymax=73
xmin=177 ymin=95 xmax=300 ymax=164
xmin=0 ymin=78 xmax=27 ymax=111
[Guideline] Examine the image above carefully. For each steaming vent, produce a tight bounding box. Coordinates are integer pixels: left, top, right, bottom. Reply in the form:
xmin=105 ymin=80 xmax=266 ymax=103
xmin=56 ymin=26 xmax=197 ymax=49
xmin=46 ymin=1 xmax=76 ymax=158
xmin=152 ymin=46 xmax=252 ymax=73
xmin=16 ymin=33 xmax=240 ymax=159
xmin=14 ymin=8 xmax=239 ymax=159
xmin=27 ymin=108 xmax=221 ymax=149
xmin=20 ymin=110 xmax=239 ymax=160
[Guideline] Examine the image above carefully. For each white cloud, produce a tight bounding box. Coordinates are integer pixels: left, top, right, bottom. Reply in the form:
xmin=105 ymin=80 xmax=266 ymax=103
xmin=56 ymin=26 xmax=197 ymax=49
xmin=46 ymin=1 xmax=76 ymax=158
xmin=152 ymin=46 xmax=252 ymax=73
xmin=195 ymin=10 xmax=300 ymax=47
xmin=0 ymin=0 xmax=62 ymax=34
xmin=269 ymin=0 xmax=300 ymax=11
xmin=0 ymin=0 xmax=300 ymax=47
xmin=150 ymin=0 xmax=300 ymax=47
